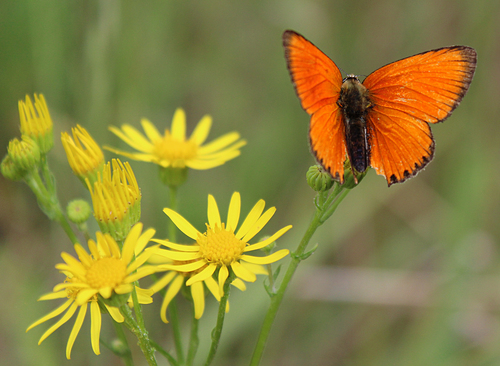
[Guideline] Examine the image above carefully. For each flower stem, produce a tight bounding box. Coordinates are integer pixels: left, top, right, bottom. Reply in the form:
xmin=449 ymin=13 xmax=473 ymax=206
xmin=186 ymin=316 xmax=200 ymax=366
xmin=204 ymin=275 xmax=232 ymax=366
xmin=249 ymin=185 xmax=350 ymax=366
xmin=108 ymin=320 xmax=134 ymax=366
xmin=169 ymin=299 xmax=185 ymax=364
xmin=120 ymin=303 xmax=158 ymax=366
xmin=168 ymin=185 xmax=178 ymax=242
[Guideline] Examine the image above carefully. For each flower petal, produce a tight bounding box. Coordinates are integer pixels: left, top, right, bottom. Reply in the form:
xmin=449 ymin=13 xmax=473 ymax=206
xmin=152 ymin=249 xmax=200 ymax=261
xmin=37 ymin=301 xmax=78 ymax=345
xmin=207 ymin=194 xmax=221 ymax=229
xmin=171 ymin=108 xmax=186 ymax=141
xmin=135 ymin=227 xmax=156 ymax=255
xmin=231 ymin=278 xmax=247 ymax=291
xmin=152 ymin=238 xmax=200 ymax=252
xmin=186 ymin=263 xmax=217 ymax=286
xmin=204 ymin=276 xmax=221 ymax=301
xmin=226 ymin=192 xmax=241 ymax=232
xmin=235 ymin=199 xmax=265 ymax=239
xmin=149 ymin=271 xmax=176 ymax=293
xmin=90 ymin=301 xmax=102 ymax=356
xmin=66 ymin=303 xmax=87 ymax=359
xmin=241 ymin=249 xmax=289 ymax=265
xmin=197 ymin=132 xmax=242 ymax=155
xmin=191 ymin=281 xmax=205 ymax=319
xmin=26 ymin=299 xmax=73 ymax=332
xmin=241 ymin=207 xmax=276 ymax=242
xmin=108 ymin=125 xmax=153 ymax=153
xmin=244 ymin=225 xmax=292 ymax=252
xmin=163 ymin=208 xmax=200 ymax=240
xmin=103 ymin=146 xmax=157 ymax=163
xmin=190 ymin=115 xmax=212 ymax=145
xmin=231 ymin=261 xmax=256 ymax=283
xmin=160 ymin=274 xmax=184 ymax=323
xmin=141 ymin=118 xmax=162 ymax=142
xmin=105 ymin=304 xmax=124 ymax=323
xmin=122 ymin=223 xmax=143 ymax=264
xmin=218 ymin=265 xmax=229 ymax=297
xmin=159 ymin=260 xmax=205 ymax=273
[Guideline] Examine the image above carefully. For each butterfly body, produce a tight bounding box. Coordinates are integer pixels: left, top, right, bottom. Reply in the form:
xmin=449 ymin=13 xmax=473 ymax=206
xmin=283 ymin=30 xmax=477 ymax=186
xmin=339 ymin=75 xmax=372 ymax=174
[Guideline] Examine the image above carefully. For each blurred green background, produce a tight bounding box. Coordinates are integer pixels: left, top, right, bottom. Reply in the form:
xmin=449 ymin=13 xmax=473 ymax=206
xmin=1 ymin=0 xmax=499 ymax=365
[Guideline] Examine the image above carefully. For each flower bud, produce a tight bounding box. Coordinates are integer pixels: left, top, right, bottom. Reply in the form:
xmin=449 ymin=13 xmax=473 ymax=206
xmin=18 ymin=94 xmax=54 ymax=154
xmin=67 ymin=199 xmax=92 ymax=224
xmin=7 ymin=135 xmax=41 ymax=171
xmin=1 ymin=154 xmax=26 ymax=181
xmin=306 ymin=165 xmax=334 ymax=192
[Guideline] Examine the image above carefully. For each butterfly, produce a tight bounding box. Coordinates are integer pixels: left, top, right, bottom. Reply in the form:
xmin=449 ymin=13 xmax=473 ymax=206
xmin=283 ymin=30 xmax=477 ymax=186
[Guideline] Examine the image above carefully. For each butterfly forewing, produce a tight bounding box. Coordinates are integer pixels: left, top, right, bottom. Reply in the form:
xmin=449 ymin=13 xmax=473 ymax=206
xmin=283 ymin=30 xmax=347 ymax=182
xmin=363 ymin=46 xmax=477 ymax=185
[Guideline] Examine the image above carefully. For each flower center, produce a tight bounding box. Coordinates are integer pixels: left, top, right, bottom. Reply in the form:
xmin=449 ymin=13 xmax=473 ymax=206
xmin=197 ymin=224 xmax=246 ymax=266
xmin=153 ymin=131 xmax=198 ymax=167
xmin=86 ymin=257 xmax=127 ymax=289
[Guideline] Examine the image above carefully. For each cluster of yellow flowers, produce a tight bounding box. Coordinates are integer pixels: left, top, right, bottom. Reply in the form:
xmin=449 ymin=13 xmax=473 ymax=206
xmin=3 ymin=94 xmax=291 ymax=359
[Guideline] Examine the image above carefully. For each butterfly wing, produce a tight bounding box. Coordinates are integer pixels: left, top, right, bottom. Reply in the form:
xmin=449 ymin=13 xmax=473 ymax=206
xmin=363 ymin=46 xmax=477 ymax=185
xmin=283 ymin=30 xmax=347 ymax=183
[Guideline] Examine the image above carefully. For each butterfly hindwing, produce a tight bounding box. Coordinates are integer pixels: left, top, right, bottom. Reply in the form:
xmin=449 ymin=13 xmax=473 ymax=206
xmin=363 ymin=46 xmax=477 ymax=185
xmin=283 ymin=30 xmax=347 ymax=182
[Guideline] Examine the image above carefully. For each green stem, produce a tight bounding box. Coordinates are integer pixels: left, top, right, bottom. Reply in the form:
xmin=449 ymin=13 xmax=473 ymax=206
xmin=120 ymin=303 xmax=158 ymax=366
xmin=204 ymin=276 xmax=232 ymax=366
xmin=186 ymin=316 xmax=199 ymax=366
xmin=249 ymin=185 xmax=350 ymax=366
xmin=108 ymin=320 xmax=134 ymax=366
xmin=168 ymin=185 xmax=178 ymax=242
xmin=170 ymin=299 xmax=185 ymax=365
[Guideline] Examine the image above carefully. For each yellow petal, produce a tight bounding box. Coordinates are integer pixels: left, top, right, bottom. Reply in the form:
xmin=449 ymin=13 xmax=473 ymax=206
xmin=171 ymin=108 xmax=186 ymax=141
xmin=231 ymin=261 xmax=256 ymax=283
xmin=37 ymin=301 xmax=78 ymax=345
xmin=226 ymin=192 xmax=241 ymax=232
xmin=191 ymin=281 xmax=205 ymax=319
xmin=26 ymin=299 xmax=73 ymax=332
xmin=141 ymin=118 xmax=162 ymax=142
xmin=218 ymin=265 xmax=229 ymax=297
xmin=90 ymin=301 xmax=101 ymax=356
xmin=190 ymin=115 xmax=212 ymax=145
xmin=160 ymin=274 xmax=184 ymax=323
xmin=186 ymin=263 xmax=217 ymax=286
xmin=197 ymin=132 xmax=242 ymax=155
xmin=244 ymin=225 xmax=292 ymax=252
xmin=163 ymin=208 xmax=200 ymax=240
xmin=207 ymin=194 xmax=221 ymax=229
xmin=241 ymin=207 xmax=276 ymax=242
xmin=236 ymin=199 xmax=265 ymax=239
xmin=66 ymin=303 xmax=87 ymax=359
xmin=240 ymin=250 xmax=289 ymax=265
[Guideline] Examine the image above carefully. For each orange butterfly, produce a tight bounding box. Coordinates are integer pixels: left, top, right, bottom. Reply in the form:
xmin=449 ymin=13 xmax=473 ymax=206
xmin=283 ymin=30 xmax=477 ymax=186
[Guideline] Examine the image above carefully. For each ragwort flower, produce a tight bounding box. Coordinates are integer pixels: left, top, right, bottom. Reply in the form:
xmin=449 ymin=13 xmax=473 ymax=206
xmin=18 ymin=94 xmax=54 ymax=154
xmin=105 ymin=108 xmax=246 ymax=170
xmin=86 ymin=159 xmax=141 ymax=241
xmin=153 ymin=192 xmax=291 ymax=298
xmin=61 ymin=125 xmax=105 ymax=185
xmin=26 ymin=223 xmax=158 ymax=358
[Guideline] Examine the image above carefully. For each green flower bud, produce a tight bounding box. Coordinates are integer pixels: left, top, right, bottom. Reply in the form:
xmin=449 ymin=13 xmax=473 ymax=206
xmin=67 ymin=199 xmax=92 ymax=224
xmin=306 ymin=165 xmax=334 ymax=192
xmin=1 ymin=154 xmax=26 ymax=181
xmin=7 ymin=135 xmax=41 ymax=171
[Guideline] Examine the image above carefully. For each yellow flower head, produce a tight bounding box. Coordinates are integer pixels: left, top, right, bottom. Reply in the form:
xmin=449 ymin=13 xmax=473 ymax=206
xmin=26 ymin=223 xmax=157 ymax=359
xmin=61 ymin=125 xmax=105 ymax=185
xmin=153 ymin=192 xmax=291 ymax=298
xmin=105 ymin=108 xmax=246 ymax=170
xmin=18 ymin=94 xmax=53 ymax=153
xmin=87 ymin=159 xmax=141 ymax=241
xmin=7 ymin=135 xmax=40 ymax=171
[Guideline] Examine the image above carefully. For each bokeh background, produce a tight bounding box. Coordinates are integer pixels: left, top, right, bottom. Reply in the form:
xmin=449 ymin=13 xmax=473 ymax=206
xmin=1 ymin=0 xmax=499 ymax=365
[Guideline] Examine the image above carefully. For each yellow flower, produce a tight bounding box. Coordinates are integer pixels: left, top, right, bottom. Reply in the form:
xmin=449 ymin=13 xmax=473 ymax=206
xmin=61 ymin=125 xmax=105 ymax=184
xmin=153 ymin=192 xmax=291 ymax=298
xmin=148 ymin=252 xmax=250 ymax=322
xmin=7 ymin=135 xmax=40 ymax=171
xmin=26 ymin=223 xmax=157 ymax=359
xmin=18 ymin=94 xmax=54 ymax=153
xmin=87 ymin=159 xmax=141 ymax=241
xmin=105 ymin=108 xmax=246 ymax=170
